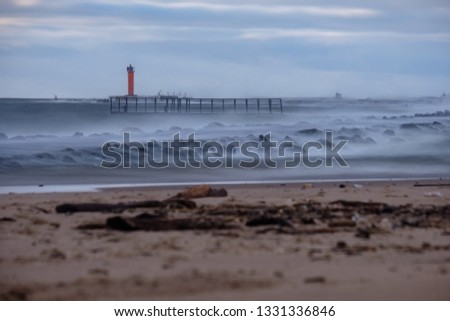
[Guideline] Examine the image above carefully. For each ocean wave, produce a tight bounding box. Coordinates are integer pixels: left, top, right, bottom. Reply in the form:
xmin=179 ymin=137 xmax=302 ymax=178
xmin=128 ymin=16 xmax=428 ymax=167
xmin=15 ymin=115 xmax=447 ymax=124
xmin=400 ymin=121 xmax=445 ymax=132
xmin=203 ymin=122 xmax=226 ymax=129
xmin=296 ymin=128 xmax=322 ymax=136
xmin=414 ymin=110 xmax=450 ymax=118
xmin=1 ymin=97 xmax=450 ymax=178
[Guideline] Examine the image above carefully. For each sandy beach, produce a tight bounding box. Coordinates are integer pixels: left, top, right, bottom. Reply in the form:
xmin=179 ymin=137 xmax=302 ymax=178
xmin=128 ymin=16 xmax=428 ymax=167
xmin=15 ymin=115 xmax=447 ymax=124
xmin=1 ymin=179 xmax=449 ymax=300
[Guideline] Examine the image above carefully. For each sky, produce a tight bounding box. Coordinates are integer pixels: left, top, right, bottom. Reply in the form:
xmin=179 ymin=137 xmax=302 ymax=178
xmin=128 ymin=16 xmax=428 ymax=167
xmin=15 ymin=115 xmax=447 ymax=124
xmin=0 ymin=0 xmax=449 ymax=98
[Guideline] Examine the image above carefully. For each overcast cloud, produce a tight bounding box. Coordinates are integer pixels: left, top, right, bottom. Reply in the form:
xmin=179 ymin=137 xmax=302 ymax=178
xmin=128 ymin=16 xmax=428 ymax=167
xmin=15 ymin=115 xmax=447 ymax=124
xmin=0 ymin=0 xmax=449 ymax=98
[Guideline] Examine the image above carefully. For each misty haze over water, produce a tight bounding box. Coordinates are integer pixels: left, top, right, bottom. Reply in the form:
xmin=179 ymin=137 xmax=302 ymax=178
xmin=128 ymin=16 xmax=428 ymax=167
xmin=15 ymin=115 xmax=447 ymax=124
xmin=0 ymin=96 xmax=449 ymax=190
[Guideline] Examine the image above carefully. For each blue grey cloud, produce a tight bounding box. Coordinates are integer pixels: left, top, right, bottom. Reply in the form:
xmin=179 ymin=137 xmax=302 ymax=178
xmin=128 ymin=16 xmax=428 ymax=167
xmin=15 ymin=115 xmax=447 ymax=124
xmin=0 ymin=0 xmax=449 ymax=97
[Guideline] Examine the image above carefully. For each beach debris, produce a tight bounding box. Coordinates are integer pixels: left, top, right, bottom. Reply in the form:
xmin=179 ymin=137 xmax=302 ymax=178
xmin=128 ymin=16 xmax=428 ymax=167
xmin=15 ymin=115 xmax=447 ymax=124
xmin=422 ymin=242 xmax=431 ymax=250
xmin=0 ymin=289 xmax=29 ymax=301
xmin=55 ymin=199 xmax=195 ymax=214
xmin=352 ymin=184 xmax=363 ymax=189
xmin=438 ymin=267 xmax=448 ymax=275
xmin=162 ymin=198 xmax=196 ymax=209
xmin=336 ymin=244 xmax=378 ymax=256
xmin=44 ymin=248 xmax=67 ymax=260
xmin=201 ymin=205 xmax=265 ymax=218
xmin=378 ymin=218 xmax=394 ymax=231
xmin=76 ymin=223 xmax=106 ymax=230
xmin=273 ymin=270 xmax=284 ymax=279
xmin=300 ymin=216 xmax=316 ymax=225
xmin=351 ymin=213 xmax=372 ymax=230
xmin=304 ymin=276 xmax=326 ymax=284
xmin=174 ymin=185 xmax=228 ymax=199
xmin=246 ymin=216 xmax=292 ymax=227
xmin=414 ymin=183 xmax=450 ymax=187
xmin=56 ymin=200 xmax=160 ymax=213
xmin=424 ymin=191 xmax=444 ymax=198
xmin=67 ymin=198 xmax=450 ymax=238
xmin=257 ymin=226 xmax=339 ymax=235
xmin=330 ymin=200 xmax=395 ymax=214
xmin=0 ymin=217 xmax=16 ymax=222
xmin=400 ymin=216 xmax=426 ymax=228
xmin=308 ymin=249 xmax=331 ymax=261
xmin=335 ymin=241 xmax=348 ymax=249
xmin=355 ymin=228 xmax=371 ymax=239
xmin=105 ymin=216 xmax=137 ymax=231
xmin=32 ymin=206 xmax=50 ymax=214
xmin=88 ymin=268 xmax=109 ymax=276
xmin=328 ymin=219 xmax=356 ymax=228
xmin=105 ymin=214 xmax=237 ymax=232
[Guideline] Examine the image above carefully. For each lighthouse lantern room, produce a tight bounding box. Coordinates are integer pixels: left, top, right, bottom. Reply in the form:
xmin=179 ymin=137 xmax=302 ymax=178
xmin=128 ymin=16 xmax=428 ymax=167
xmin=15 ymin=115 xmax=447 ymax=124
xmin=127 ymin=64 xmax=135 ymax=96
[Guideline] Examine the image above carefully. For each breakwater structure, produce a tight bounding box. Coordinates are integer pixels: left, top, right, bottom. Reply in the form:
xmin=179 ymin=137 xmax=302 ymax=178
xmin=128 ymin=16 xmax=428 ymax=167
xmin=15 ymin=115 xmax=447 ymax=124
xmin=109 ymin=65 xmax=283 ymax=114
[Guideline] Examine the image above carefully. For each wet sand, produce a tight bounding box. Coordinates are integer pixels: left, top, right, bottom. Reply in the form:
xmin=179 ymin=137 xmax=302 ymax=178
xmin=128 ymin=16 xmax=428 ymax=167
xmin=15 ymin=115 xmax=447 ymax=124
xmin=0 ymin=179 xmax=449 ymax=300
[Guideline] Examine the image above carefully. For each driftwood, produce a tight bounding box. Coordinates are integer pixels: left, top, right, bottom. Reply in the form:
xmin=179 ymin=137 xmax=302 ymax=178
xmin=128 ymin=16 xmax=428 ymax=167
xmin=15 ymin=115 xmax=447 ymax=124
xmin=56 ymin=199 xmax=196 ymax=214
xmin=329 ymin=200 xmax=396 ymax=214
xmin=0 ymin=217 xmax=16 ymax=222
xmin=246 ymin=217 xmax=292 ymax=227
xmin=105 ymin=215 xmax=236 ymax=232
xmin=55 ymin=184 xmax=228 ymax=214
xmin=71 ymin=199 xmax=450 ymax=234
xmin=174 ymin=185 xmax=228 ymax=199
xmin=327 ymin=220 xmax=357 ymax=228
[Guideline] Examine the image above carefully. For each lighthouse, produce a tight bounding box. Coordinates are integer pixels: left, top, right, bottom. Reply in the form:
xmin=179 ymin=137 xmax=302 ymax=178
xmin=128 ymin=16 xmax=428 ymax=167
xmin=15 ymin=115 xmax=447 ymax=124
xmin=127 ymin=64 xmax=135 ymax=96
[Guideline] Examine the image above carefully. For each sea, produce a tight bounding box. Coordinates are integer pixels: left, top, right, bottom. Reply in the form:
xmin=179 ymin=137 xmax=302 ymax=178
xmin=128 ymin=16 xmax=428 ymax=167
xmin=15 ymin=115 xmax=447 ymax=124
xmin=0 ymin=96 xmax=449 ymax=193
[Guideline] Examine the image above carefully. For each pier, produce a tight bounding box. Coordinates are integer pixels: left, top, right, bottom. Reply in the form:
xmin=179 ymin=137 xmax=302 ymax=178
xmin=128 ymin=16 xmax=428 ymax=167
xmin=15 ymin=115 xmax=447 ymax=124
xmin=109 ymin=96 xmax=283 ymax=114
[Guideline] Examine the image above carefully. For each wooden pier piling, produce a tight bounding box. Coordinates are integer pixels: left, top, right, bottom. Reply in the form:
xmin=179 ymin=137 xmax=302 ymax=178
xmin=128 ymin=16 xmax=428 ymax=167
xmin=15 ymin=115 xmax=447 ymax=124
xmin=109 ymin=95 xmax=283 ymax=114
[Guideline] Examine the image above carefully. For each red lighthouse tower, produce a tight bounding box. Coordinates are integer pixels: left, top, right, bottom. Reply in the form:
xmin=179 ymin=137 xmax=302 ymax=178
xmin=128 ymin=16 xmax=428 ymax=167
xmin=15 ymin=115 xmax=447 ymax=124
xmin=127 ymin=64 xmax=135 ymax=96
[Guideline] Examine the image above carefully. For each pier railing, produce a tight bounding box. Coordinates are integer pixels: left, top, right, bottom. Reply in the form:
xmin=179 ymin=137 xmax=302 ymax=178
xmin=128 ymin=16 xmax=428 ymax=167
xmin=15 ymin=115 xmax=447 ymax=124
xmin=109 ymin=96 xmax=283 ymax=114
